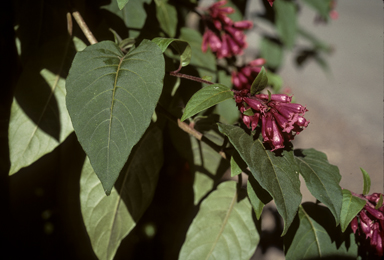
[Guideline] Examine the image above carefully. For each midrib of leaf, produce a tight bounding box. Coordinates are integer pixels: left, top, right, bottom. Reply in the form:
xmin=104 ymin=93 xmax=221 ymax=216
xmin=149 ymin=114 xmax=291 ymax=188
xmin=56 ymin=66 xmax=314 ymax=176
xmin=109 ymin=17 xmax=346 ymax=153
xmin=205 ymin=191 xmax=238 ymax=260
xmin=107 ymin=55 xmax=124 ymax=178
xmin=301 ymin=206 xmax=322 ymax=257
xmin=106 ymin=129 xmax=150 ymax=259
xmin=189 ymin=89 xmax=232 ymax=110
xmin=20 ymin=34 xmax=72 ymax=158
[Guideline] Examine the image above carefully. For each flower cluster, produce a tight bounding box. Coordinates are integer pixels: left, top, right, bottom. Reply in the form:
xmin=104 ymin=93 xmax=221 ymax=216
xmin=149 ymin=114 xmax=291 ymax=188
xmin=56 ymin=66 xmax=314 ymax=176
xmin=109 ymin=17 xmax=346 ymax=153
xmin=231 ymin=58 xmax=266 ymax=90
xmin=351 ymin=192 xmax=384 ymax=256
xmin=201 ymin=0 xmax=253 ymax=58
xmin=234 ymin=90 xmax=309 ymax=151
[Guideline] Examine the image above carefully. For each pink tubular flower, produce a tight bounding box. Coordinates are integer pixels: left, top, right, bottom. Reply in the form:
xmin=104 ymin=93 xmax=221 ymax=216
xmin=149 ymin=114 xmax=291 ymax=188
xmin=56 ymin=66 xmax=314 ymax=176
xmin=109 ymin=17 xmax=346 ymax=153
xmin=231 ymin=58 xmax=266 ymax=90
xmin=201 ymin=0 xmax=253 ymax=59
xmin=350 ymin=192 xmax=384 ymax=257
xmin=234 ymin=90 xmax=309 ymax=151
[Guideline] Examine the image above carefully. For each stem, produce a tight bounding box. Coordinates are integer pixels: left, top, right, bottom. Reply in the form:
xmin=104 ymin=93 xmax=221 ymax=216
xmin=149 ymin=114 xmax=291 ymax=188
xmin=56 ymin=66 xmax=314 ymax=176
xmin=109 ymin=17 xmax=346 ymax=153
xmin=156 ymin=104 xmax=226 ymax=159
xmin=169 ymin=71 xmax=214 ymax=85
xmin=72 ymin=11 xmax=98 ymax=45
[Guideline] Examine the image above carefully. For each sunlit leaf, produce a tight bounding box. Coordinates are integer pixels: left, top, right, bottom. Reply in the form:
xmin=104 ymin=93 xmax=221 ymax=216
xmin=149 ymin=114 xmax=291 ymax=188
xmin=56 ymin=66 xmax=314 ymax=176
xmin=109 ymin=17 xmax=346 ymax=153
xmin=340 ymin=189 xmax=366 ymax=232
xmin=295 ymin=148 xmax=343 ymax=225
xmin=179 ymin=181 xmax=259 ymax=260
xmin=8 ymin=37 xmax=86 ymax=175
xmin=66 ymin=40 xmax=164 ymax=195
xmin=80 ymin=127 xmax=163 ymax=260
xmin=218 ymin=124 xmax=302 ymax=235
xmin=181 ymin=84 xmax=234 ymax=121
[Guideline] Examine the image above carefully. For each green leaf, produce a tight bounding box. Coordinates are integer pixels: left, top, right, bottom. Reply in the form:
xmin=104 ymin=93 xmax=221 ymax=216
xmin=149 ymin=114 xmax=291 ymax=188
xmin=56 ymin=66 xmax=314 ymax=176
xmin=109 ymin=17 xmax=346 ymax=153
xmin=117 ymin=0 xmax=129 ymax=10
xmin=102 ymin=0 xmax=151 ymax=39
xmin=230 ymin=156 xmax=242 ymax=177
xmin=155 ymin=0 xmax=177 ymax=37
xmin=297 ymin=27 xmax=331 ymax=53
xmin=181 ymin=84 xmax=234 ymax=121
xmin=179 ymin=27 xmax=217 ymax=82
xmin=152 ymin=37 xmax=192 ymax=67
xmin=66 ymin=40 xmax=165 ymax=195
xmin=360 ymin=167 xmax=371 ymax=195
xmin=260 ymin=37 xmax=283 ymax=69
xmin=80 ymin=127 xmax=163 ymax=260
xmin=218 ymin=124 xmax=302 ymax=235
xmin=285 ymin=203 xmax=358 ymax=260
xmin=376 ymin=194 xmax=383 ymax=209
xmin=247 ymin=175 xmax=273 ymax=220
xmin=8 ymin=37 xmax=86 ymax=175
xmin=179 ymin=181 xmax=259 ymax=260
xmin=340 ymin=189 xmax=366 ymax=232
xmin=250 ymin=66 xmax=268 ymax=95
xmin=274 ymin=0 xmax=297 ymax=49
xmin=295 ymin=148 xmax=343 ymax=225
xmin=215 ymin=70 xmax=240 ymax=125
xmin=301 ymin=0 xmax=332 ymax=19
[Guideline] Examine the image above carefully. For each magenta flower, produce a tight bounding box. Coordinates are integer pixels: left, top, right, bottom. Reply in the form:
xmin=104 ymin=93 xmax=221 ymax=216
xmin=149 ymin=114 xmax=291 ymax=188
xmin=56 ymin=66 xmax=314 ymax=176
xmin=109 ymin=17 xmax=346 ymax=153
xmin=351 ymin=192 xmax=384 ymax=257
xmin=234 ymin=90 xmax=309 ymax=151
xmin=231 ymin=58 xmax=266 ymax=90
xmin=201 ymin=0 xmax=253 ymax=59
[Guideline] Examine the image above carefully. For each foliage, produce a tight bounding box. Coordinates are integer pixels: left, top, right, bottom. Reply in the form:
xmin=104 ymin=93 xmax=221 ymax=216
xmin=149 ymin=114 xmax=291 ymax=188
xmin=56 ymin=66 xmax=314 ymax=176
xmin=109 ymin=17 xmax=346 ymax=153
xmin=4 ymin=0 xmax=380 ymax=259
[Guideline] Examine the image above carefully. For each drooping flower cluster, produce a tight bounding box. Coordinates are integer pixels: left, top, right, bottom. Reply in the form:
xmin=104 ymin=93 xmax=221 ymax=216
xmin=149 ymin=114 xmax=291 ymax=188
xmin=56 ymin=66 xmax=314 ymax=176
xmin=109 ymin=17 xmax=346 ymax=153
xmin=231 ymin=58 xmax=266 ymax=90
xmin=350 ymin=192 xmax=384 ymax=257
xmin=234 ymin=90 xmax=309 ymax=151
xmin=201 ymin=0 xmax=253 ymax=58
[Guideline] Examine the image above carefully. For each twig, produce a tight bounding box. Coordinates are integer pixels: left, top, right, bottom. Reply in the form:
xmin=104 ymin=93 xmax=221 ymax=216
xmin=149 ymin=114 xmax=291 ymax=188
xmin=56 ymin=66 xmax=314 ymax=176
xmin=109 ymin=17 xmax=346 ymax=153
xmin=72 ymin=11 xmax=98 ymax=45
xmin=169 ymin=71 xmax=214 ymax=85
xmin=66 ymin=12 xmax=73 ymax=36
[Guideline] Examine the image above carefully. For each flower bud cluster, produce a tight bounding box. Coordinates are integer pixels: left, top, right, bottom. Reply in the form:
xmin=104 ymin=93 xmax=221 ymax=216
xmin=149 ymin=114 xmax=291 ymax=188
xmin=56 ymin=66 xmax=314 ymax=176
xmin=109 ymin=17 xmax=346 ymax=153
xmin=234 ymin=90 xmax=309 ymax=151
xmin=231 ymin=58 xmax=266 ymax=90
xmin=201 ymin=0 xmax=253 ymax=58
xmin=351 ymin=193 xmax=384 ymax=257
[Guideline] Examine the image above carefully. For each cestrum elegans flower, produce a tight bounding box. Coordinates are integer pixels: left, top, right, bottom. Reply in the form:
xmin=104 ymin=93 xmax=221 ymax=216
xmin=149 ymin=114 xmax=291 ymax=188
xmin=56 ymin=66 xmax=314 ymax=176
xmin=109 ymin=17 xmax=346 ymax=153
xmin=231 ymin=58 xmax=266 ymax=90
xmin=234 ymin=89 xmax=309 ymax=151
xmin=201 ymin=0 xmax=253 ymax=58
xmin=350 ymin=192 xmax=384 ymax=257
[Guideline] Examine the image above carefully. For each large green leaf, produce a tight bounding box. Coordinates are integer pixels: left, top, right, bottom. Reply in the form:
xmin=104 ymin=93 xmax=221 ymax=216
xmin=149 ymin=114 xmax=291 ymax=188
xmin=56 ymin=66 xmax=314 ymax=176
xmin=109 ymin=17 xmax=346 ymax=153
xmin=274 ymin=0 xmax=297 ymax=49
xmin=179 ymin=181 xmax=259 ymax=260
xmin=179 ymin=28 xmax=217 ymax=82
xmin=66 ymin=40 xmax=164 ymax=195
xmin=181 ymin=84 xmax=234 ymax=121
xmin=80 ymin=127 xmax=163 ymax=260
xmin=340 ymin=189 xmax=366 ymax=232
xmin=295 ymin=148 xmax=342 ymax=225
xmin=218 ymin=124 xmax=302 ymax=235
xmin=8 ymin=37 xmax=86 ymax=175
xmin=154 ymin=0 xmax=177 ymax=37
xmin=152 ymin=37 xmax=192 ymax=67
xmin=285 ymin=203 xmax=358 ymax=260
xmin=102 ymin=0 xmax=152 ymax=39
